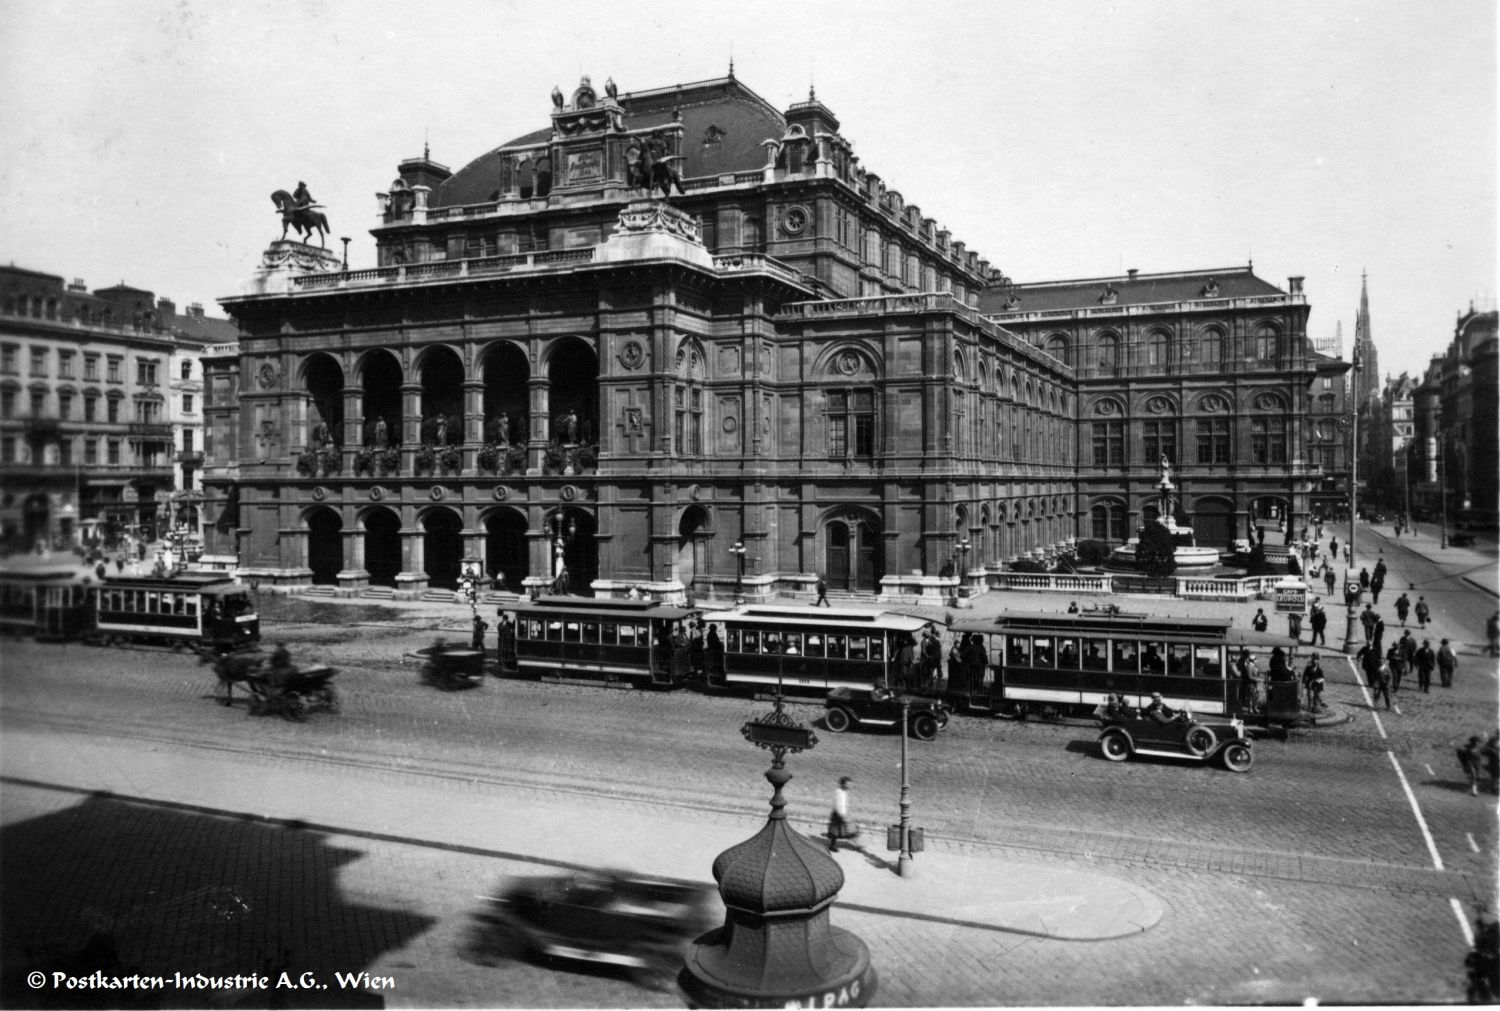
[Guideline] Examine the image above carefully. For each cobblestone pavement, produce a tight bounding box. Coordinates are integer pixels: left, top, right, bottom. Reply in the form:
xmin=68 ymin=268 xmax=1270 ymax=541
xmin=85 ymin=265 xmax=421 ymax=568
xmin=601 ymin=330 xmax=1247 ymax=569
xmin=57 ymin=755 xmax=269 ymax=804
xmin=2 ymin=519 xmax=1494 ymax=1007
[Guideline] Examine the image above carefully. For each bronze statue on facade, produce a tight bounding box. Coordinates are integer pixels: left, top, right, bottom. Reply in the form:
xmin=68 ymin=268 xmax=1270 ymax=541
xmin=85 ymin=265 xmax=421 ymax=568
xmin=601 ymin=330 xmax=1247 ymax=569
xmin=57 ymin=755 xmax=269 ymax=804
xmin=272 ymin=186 xmax=330 ymax=246
xmin=631 ymin=132 xmax=685 ymax=199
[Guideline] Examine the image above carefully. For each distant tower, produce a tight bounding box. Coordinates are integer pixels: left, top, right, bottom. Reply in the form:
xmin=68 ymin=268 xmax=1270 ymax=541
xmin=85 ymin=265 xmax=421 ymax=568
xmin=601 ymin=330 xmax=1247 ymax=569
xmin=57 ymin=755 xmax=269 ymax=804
xmin=1354 ymin=271 xmax=1380 ymax=404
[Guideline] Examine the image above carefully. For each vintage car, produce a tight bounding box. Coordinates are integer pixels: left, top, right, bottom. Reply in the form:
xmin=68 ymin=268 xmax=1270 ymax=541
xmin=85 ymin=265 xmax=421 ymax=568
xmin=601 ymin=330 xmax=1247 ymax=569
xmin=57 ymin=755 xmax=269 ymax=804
xmin=823 ymin=686 xmax=953 ymax=741
xmin=1097 ymin=713 xmax=1254 ymax=772
xmin=467 ymin=870 xmax=717 ymax=988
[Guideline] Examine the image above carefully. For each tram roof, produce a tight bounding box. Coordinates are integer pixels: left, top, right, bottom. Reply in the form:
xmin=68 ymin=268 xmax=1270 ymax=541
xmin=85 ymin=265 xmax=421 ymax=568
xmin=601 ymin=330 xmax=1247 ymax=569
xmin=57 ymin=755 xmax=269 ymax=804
xmin=0 ymin=565 xmax=88 ymax=584
xmin=503 ymin=595 xmax=702 ymax=621
xmin=101 ymin=572 xmax=244 ymax=592
xmin=952 ymin=610 xmax=1234 ymax=637
xmin=716 ymin=604 xmax=930 ymax=633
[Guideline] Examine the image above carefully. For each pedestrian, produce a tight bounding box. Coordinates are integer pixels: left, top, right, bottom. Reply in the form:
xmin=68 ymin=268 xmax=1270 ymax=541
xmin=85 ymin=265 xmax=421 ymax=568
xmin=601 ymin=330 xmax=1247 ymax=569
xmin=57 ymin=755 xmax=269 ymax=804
xmin=706 ymin=624 xmax=724 ymax=678
xmin=1323 ymin=566 xmax=1337 ymax=597
xmin=689 ymin=622 xmax=706 ymax=675
xmin=1458 ymin=736 xmax=1485 ymax=795
xmin=1251 ymin=608 xmax=1269 ymax=633
xmin=920 ymin=629 xmax=941 ymax=689
xmin=1370 ymin=574 xmax=1384 ymax=605
xmin=1344 ymin=544 xmax=1352 ymax=564
xmin=1359 ymin=604 xmax=1377 ymax=644
xmin=1330 ymin=536 xmax=1339 ymax=560
xmin=1487 ymin=611 xmax=1499 ymax=658
xmin=1373 ymin=555 xmax=1388 ymax=583
xmin=471 ymin=613 xmax=488 ymax=652
xmin=827 ymin=776 xmax=857 ymax=851
xmin=1414 ymin=639 xmax=1436 ymax=693
xmin=115 ymin=555 xmax=124 ymax=573
xmin=1302 ymin=653 xmax=1326 ymax=711
xmin=1437 ymin=638 xmax=1458 ymax=688
xmin=1361 ymin=644 xmax=1391 ymax=710
xmin=1309 ymin=598 xmax=1328 ymax=646
xmin=495 ymin=612 xmax=516 ymax=672
xmin=1358 ymin=567 xmax=1371 ymax=592
xmin=814 ymin=575 xmax=830 ymax=607
xmin=1395 ymin=592 xmax=1411 ymax=627
xmin=1415 ymin=595 xmax=1430 ymax=628
xmin=95 ymin=561 xmax=107 ymax=581
xmin=1236 ymin=648 xmax=1262 ymax=712
xmin=1393 ymin=521 xmax=1402 ymax=538
xmin=894 ymin=634 xmax=915 ymax=689
xmin=1386 ymin=640 xmax=1407 ymax=693
xmin=1372 ymin=615 xmax=1386 ymax=654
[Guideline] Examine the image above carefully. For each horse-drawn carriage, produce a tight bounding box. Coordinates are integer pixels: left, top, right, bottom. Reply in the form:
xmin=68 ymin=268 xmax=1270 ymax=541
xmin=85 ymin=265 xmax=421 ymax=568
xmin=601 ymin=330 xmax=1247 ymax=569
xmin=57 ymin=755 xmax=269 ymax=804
xmin=203 ymin=649 xmax=340 ymax=721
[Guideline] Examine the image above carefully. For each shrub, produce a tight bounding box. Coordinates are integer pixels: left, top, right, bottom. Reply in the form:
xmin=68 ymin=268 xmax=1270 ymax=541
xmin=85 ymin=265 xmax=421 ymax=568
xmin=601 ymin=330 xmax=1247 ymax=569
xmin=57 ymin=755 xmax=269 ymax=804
xmin=1135 ymin=521 xmax=1178 ymax=578
xmin=294 ymin=450 xmax=318 ymax=477
xmin=439 ymin=446 xmax=463 ymax=472
xmin=477 ymin=444 xmax=501 ymax=474
xmin=414 ymin=445 xmax=437 ymax=474
xmin=504 ymin=445 xmax=527 ymax=473
xmin=543 ymin=443 xmax=565 ymax=473
xmin=1009 ymin=558 xmax=1048 ymax=574
xmin=575 ymin=444 xmax=599 ymax=471
xmin=1074 ymin=539 xmax=1112 ymax=565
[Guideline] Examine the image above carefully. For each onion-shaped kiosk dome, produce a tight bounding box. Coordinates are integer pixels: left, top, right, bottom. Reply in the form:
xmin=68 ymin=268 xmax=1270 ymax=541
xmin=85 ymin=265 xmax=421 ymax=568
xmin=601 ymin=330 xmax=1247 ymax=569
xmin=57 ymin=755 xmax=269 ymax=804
xmin=681 ymin=763 xmax=875 ymax=1007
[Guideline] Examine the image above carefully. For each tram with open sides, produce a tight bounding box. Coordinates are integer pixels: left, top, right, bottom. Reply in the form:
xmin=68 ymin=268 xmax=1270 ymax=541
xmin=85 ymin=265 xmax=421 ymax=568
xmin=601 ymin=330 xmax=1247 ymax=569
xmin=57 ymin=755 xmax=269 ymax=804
xmin=706 ymin=604 xmax=931 ymax=696
xmin=0 ymin=566 xmax=94 ymax=639
xmin=502 ymin=596 xmax=702 ymax=687
xmin=947 ymin=609 xmax=1301 ymax=723
xmin=94 ymin=572 xmax=260 ymax=651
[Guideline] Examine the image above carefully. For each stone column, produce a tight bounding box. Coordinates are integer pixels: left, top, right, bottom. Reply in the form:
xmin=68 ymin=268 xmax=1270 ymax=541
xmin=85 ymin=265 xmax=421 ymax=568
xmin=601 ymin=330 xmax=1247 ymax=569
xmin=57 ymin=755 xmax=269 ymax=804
xmin=336 ymin=512 xmax=369 ymax=590
xmin=395 ymin=511 xmax=428 ymax=593
xmin=527 ymin=376 xmax=550 ymax=473
xmin=400 ymin=383 xmax=422 ymax=476
xmin=342 ymin=386 xmax=363 ymax=473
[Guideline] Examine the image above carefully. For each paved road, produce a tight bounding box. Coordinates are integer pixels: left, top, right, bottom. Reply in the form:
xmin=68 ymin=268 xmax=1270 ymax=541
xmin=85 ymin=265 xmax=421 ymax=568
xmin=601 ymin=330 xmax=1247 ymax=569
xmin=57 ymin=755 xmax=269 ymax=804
xmin=2 ymin=613 xmax=1494 ymax=1007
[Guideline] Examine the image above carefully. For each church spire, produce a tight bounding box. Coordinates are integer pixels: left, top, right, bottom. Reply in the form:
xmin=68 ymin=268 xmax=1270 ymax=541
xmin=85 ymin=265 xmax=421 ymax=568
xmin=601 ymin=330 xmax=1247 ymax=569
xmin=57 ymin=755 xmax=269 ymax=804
xmin=1354 ymin=270 xmax=1379 ymax=404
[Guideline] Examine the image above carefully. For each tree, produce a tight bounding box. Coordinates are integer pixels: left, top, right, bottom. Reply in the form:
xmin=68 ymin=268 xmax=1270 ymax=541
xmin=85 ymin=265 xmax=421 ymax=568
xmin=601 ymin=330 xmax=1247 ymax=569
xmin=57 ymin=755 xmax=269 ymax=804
xmin=1135 ymin=521 xmax=1178 ymax=578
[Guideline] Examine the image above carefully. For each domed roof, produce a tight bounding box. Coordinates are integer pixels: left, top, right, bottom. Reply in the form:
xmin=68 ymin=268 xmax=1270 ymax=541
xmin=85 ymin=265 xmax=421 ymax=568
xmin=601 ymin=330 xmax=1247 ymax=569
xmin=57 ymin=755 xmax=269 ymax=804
xmin=712 ymin=804 xmax=844 ymax=914
xmin=430 ymin=76 xmax=786 ymax=209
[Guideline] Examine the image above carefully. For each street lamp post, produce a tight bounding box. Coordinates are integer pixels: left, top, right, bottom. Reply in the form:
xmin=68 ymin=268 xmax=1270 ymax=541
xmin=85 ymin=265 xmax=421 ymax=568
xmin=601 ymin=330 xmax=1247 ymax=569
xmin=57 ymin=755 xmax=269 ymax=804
xmin=730 ymin=539 xmax=747 ymax=604
xmin=952 ymin=536 xmax=971 ymax=606
xmin=1343 ymin=349 xmax=1362 ymax=655
xmin=1439 ymin=432 xmax=1449 ymax=549
xmin=896 ymin=696 xmax=915 ymax=877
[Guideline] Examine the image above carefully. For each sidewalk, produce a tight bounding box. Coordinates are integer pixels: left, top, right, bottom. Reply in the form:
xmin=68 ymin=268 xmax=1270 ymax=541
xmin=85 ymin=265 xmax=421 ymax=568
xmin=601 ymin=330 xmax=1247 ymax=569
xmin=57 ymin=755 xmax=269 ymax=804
xmin=2 ymin=726 xmax=1163 ymax=947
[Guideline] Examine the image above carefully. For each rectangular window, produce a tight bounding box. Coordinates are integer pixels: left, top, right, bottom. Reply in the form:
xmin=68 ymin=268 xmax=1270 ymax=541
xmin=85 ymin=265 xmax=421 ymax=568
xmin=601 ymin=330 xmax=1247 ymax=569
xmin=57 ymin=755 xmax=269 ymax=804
xmin=84 ymin=395 xmax=96 ymax=422
xmin=107 ymin=440 xmax=120 ymax=465
xmin=0 ymin=344 xmax=16 ymax=374
xmin=1195 ymin=419 xmax=1230 ymax=464
xmin=58 ymin=391 xmax=72 ymax=420
xmin=1251 ymin=417 xmax=1287 ymax=464
xmin=0 ymin=436 xmax=13 ymax=462
xmin=30 ymin=347 xmax=47 ymax=377
xmin=84 ymin=354 xmax=99 ymax=380
xmin=107 ymin=356 xmax=121 ymax=382
xmin=826 ymin=391 xmax=847 ymax=457
xmin=182 ymin=393 xmax=194 ymax=414
xmin=85 ymin=439 xmax=97 ymax=465
xmin=137 ymin=360 xmax=159 ymax=386
xmin=107 ymin=398 xmax=119 ymax=423
xmin=1 ymin=389 xmax=14 ymax=419
xmin=1143 ymin=421 xmax=1176 ymax=464
xmin=59 ymin=439 xmax=72 ymax=466
xmin=827 ymin=389 xmax=875 ymax=459
xmin=30 ymin=391 xmax=45 ymax=417
xmin=1091 ymin=422 xmax=1124 ymax=466
xmin=59 ymin=351 xmax=75 ymax=379
xmin=1082 ymin=638 xmax=1109 ymax=670
xmin=181 ymin=360 xmax=193 ymax=381
xmin=182 ymin=429 xmax=194 ymax=452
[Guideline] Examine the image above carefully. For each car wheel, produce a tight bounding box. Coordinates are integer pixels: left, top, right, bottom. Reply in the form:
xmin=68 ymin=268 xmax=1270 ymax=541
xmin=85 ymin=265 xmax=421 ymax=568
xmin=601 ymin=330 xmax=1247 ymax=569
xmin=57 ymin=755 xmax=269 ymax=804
xmin=1186 ymin=725 xmax=1217 ymax=756
xmin=1100 ymin=730 xmax=1131 ymax=762
xmin=1222 ymin=742 xmax=1254 ymax=773
xmin=825 ymin=707 xmax=853 ymax=733
xmin=911 ymin=713 xmax=939 ymax=741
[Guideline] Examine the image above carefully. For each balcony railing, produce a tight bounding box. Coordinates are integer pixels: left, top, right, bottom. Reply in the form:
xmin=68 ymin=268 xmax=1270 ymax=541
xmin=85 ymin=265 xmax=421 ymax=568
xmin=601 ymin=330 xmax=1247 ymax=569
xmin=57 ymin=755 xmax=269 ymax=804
xmin=127 ymin=422 xmax=173 ymax=439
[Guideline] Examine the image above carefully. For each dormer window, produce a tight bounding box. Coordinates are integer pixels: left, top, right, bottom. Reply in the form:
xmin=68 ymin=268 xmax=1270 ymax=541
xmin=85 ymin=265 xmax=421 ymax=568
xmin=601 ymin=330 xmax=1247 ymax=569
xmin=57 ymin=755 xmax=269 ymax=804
xmin=1200 ymin=278 xmax=1220 ymax=298
xmin=1098 ymin=285 xmax=1118 ymax=305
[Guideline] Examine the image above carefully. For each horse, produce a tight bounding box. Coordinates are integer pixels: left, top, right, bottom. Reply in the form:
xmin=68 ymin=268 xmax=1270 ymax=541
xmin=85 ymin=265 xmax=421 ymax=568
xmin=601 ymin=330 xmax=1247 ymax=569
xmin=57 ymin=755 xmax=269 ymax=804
xmin=199 ymin=646 xmax=265 ymax=707
xmin=630 ymin=144 xmax=685 ymax=199
xmin=270 ymin=190 xmax=330 ymax=246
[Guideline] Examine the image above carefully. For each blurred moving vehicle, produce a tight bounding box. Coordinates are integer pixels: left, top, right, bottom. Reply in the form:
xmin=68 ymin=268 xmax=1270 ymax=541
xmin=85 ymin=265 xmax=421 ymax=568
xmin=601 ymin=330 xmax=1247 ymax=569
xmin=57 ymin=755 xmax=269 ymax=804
xmin=468 ymin=870 xmax=717 ymax=989
xmin=421 ymin=645 xmax=484 ymax=690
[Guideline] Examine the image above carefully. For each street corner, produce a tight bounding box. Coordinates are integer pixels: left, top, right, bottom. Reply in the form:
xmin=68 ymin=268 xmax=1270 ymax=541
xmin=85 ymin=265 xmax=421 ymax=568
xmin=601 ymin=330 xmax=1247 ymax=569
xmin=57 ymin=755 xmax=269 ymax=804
xmin=833 ymin=847 xmax=1165 ymax=942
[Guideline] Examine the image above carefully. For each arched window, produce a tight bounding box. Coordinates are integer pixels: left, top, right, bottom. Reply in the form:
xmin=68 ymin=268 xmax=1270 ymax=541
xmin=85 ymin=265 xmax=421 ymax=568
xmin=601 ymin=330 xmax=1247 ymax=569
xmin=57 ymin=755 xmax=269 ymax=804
xmin=1096 ymin=333 xmax=1120 ymax=375
xmin=1145 ymin=330 xmax=1170 ymax=371
xmin=1253 ymin=324 xmax=1281 ymax=364
xmin=1199 ymin=328 xmax=1225 ymax=369
xmin=1044 ymin=334 xmax=1071 ymax=367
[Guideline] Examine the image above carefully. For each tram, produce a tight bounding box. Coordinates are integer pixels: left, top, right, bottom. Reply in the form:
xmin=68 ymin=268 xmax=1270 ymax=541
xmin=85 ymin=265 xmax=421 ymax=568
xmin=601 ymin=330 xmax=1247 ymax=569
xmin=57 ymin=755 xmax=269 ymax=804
xmin=94 ymin=572 xmax=260 ymax=651
xmin=502 ymin=596 xmax=702 ymax=687
xmin=948 ymin=609 xmax=1301 ymax=723
xmin=707 ymin=604 xmax=930 ymax=695
xmin=0 ymin=566 xmax=94 ymax=639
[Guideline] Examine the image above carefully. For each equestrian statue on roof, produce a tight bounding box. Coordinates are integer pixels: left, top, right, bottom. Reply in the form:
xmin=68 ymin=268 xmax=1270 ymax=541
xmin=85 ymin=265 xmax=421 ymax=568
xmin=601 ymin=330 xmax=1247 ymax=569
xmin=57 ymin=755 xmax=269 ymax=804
xmin=271 ymin=180 xmax=331 ymax=246
xmin=630 ymin=131 xmax=685 ymax=199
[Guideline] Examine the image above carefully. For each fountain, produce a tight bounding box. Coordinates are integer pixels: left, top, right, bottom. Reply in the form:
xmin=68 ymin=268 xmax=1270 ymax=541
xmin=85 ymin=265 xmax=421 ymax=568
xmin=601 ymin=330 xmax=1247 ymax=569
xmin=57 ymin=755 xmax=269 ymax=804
xmin=1106 ymin=458 xmax=1223 ymax=571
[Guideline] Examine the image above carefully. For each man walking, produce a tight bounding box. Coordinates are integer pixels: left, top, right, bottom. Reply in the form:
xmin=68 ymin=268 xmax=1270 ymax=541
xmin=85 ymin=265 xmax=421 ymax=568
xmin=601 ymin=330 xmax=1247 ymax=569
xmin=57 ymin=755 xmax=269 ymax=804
xmin=1415 ymin=595 xmax=1431 ymax=628
xmin=1385 ymin=640 xmax=1407 ymax=693
xmin=1437 ymin=639 xmax=1458 ymax=688
xmin=1310 ymin=598 xmax=1328 ymax=646
xmin=1365 ymin=646 xmax=1392 ymax=711
xmin=827 ymin=776 xmax=856 ymax=851
xmin=1414 ymin=639 xmax=1437 ymax=693
xmin=1395 ymin=591 xmax=1411 ymax=627
xmin=1360 ymin=604 xmax=1378 ymax=644
xmin=1323 ymin=565 xmax=1337 ymax=598
xmin=1302 ymin=653 xmax=1326 ymax=711
xmin=814 ymin=575 xmax=830 ymax=607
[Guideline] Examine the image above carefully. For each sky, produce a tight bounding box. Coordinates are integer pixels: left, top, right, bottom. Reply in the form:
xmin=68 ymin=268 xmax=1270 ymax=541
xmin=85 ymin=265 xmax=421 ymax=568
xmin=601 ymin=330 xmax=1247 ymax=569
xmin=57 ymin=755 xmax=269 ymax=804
xmin=1 ymin=0 xmax=1494 ymax=383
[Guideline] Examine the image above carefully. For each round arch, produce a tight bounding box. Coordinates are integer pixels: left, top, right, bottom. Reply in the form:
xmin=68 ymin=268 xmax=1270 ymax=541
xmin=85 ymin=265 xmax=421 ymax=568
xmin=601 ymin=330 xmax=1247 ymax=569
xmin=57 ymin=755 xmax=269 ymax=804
xmin=544 ymin=505 xmax=598 ymax=595
xmin=359 ymin=506 xmax=402 ymax=587
xmin=819 ymin=504 xmax=883 ymax=593
xmin=480 ymin=505 xmax=529 ymax=592
xmin=303 ymin=505 xmax=343 ymax=585
xmin=1192 ymin=495 xmax=1237 ymax=550
xmin=675 ymin=504 xmax=714 ymax=590
xmin=417 ymin=505 xmax=464 ymax=589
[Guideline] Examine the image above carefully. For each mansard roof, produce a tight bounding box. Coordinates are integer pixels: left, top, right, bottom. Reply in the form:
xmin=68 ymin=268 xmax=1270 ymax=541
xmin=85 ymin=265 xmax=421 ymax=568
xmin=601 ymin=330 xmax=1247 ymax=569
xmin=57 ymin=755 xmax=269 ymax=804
xmin=978 ymin=265 xmax=1285 ymax=315
xmin=431 ymin=75 xmax=785 ymax=209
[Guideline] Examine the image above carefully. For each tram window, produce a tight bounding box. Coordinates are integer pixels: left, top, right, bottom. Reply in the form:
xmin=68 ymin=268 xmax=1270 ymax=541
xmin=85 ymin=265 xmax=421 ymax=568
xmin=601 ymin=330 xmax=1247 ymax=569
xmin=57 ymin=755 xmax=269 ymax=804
xmin=726 ymin=629 xmax=741 ymax=652
xmin=146 ymin=592 xmax=160 ymax=614
xmin=618 ymin=623 xmax=640 ymax=648
xmin=804 ymin=633 xmax=824 ymax=657
xmin=1113 ymin=640 xmax=1139 ymax=672
xmin=762 ymin=632 xmax=781 ymax=654
xmin=1167 ymin=644 xmax=1191 ymax=675
xmin=783 ymin=632 xmax=803 ymax=655
xmin=1006 ymin=636 xmax=1030 ymax=666
xmin=545 ymin=620 xmax=563 ymax=641
xmin=847 ymin=636 xmax=868 ymax=661
xmin=598 ymin=622 xmax=616 ymax=645
xmin=742 ymin=630 xmax=759 ymax=653
xmin=1195 ymin=645 xmax=1223 ymax=678
xmin=185 ymin=596 xmax=197 ymax=617
xmin=521 ymin=619 xmax=541 ymax=639
xmin=1032 ymin=637 xmax=1055 ymax=668
xmin=560 ymin=621 xmax=579 ymax=643
xmin=1058 ymin=638 xmax=1080 ymax=669
xmin=1141 ymin=642 xmax=1165 ymax=673
xmin=581 ymin=622 xmax=599 ymax=644
xmin=826 ymin=635 xmax=847 ymax=659
xmin=870 ymin=636 xmax=885 ymax=662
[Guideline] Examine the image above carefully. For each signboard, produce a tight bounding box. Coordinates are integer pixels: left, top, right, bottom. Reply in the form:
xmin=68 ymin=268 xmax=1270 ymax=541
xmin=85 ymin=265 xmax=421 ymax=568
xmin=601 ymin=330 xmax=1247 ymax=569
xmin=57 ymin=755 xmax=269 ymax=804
xmin=1274 ymin=580 xmax=1308 ymax=613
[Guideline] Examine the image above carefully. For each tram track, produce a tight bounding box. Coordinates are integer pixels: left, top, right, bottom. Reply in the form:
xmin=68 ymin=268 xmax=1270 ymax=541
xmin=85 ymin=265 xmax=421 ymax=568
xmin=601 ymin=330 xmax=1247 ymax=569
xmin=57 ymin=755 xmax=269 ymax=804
xmin=2 ymin=700 xmax=1478 ymax=903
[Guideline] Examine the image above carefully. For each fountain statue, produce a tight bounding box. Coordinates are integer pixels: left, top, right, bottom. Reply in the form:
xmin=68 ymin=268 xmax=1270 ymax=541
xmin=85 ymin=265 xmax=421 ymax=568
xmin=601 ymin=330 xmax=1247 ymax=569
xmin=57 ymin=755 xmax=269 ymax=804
xmin=1105 ymin=457 xmax=1222 ymax=571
